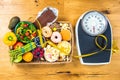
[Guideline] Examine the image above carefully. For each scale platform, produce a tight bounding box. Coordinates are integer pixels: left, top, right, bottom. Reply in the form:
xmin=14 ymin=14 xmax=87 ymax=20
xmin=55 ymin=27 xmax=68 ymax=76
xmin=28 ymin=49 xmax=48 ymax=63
xmin=75 ymin=11 xmax=112 ymax=65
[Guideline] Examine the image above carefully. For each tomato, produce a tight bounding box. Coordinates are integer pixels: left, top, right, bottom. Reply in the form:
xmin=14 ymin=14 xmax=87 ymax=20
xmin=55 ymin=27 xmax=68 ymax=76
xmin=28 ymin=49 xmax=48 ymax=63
xmin=32 ymin=32 xmax=37 ymax=37
xmin=13 ymin=42 xmax=23 ymax=49
xmin=25 ymin=31 xmax=30 ymax=36
xmin=23 ymin=24 xmax=28 ymax=28
xmin=20 ymin=35 xmax=24 ymax=39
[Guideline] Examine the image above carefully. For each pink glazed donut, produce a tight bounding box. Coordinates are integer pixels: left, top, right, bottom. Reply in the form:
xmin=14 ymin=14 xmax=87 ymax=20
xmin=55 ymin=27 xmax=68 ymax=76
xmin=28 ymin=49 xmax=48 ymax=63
xmin=51 ymin=31 xmax=62 ymax=43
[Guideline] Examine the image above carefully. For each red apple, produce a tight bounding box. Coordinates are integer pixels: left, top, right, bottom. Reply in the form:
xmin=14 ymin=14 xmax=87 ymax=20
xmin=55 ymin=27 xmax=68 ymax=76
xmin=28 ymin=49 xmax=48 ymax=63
xmin=13 ymin=42 xmax=23 ymax=49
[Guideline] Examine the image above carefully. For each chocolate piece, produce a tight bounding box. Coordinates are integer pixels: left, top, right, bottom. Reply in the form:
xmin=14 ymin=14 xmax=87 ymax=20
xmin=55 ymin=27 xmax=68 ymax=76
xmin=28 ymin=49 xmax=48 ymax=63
xmin=50 ymin=22 xmax=60 ymax=29
xmin=34 ymin=8 xmax=56 ymax=28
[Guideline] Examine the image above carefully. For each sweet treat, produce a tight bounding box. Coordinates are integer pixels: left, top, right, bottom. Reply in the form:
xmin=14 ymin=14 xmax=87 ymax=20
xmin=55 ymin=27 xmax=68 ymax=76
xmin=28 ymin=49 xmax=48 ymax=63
xmin=60 ymin=30 xmax=71 ymax=41
xmin=59 ymin=53 xmax=66 ymax=61
xmin=57 ymin=41 xmax=71 ymax=55
xmin=32 ymin=47 xmax=44 ymax=59
xmin=51 ymin=32 xmax=62 ymax=43
xmin=49 ymin=22 xmax=61 ymax=31
xmin=23 ymin=52 xmax=33 ymax=62
xmin=15 ymin=21 xmax=37 ymax=43
xmin=34 ymin=7 xmax=57 ymax=28
xmin=60 ymin=23 xmax=70 ymax=30
xmin=42 ymin=26 xmax=52 ymax=38
xmin=44 ymin=45 xmax=60 ymax=62
xmin=3 ymin=32 xmax=17 ymax=46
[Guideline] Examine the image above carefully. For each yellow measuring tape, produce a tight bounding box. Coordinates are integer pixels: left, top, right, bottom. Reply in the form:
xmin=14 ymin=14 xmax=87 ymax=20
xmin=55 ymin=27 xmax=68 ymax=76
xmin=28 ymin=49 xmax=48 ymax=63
xmin=36 ymin=20 xmax=44 ymax=48
xmin=74 ymin=35 xmax=119 ymax=58
xmin=74 ymin=35 xmax=108 ymax=58
xmin=36 ymin=19 xmax=119 ymax=58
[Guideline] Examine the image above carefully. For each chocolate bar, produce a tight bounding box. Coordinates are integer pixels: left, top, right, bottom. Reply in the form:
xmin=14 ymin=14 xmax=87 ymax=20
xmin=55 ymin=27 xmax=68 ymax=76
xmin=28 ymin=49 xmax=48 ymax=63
xmin=34 ymin=8 xmax=56 ymax=28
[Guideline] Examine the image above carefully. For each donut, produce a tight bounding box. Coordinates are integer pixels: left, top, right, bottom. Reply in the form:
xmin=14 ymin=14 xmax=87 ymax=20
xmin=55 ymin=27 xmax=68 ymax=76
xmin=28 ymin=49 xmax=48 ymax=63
xmin=57 ymin=41 xmax=71 ymax=55
xmin=42 ymin=26 xmax=52 ymax=38
xmin=51 ymin=32 xmax=62 ymax=43
xmin=44 ymin=45 xmax=60 ymax=62
xmin=60 ymin=30 xmax=71 ymax=41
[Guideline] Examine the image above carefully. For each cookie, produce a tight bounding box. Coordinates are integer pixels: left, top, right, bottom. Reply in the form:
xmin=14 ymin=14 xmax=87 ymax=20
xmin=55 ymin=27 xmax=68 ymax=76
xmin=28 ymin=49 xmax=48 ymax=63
xmin=49 ymin=22 xmax=61 ymax=31
xmin=44 ymin=45 xmax=60 ymax=62
xmin=60 ymin=23 xmax=70 ymax=30
xmin=57 ymin=41 xmax=71 ymax=55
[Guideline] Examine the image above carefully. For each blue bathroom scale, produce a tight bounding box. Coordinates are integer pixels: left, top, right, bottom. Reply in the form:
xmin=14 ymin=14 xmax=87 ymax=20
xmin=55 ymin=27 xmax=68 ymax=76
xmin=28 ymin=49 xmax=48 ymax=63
xmin=75 ymin=11 xmax=112 ymax=65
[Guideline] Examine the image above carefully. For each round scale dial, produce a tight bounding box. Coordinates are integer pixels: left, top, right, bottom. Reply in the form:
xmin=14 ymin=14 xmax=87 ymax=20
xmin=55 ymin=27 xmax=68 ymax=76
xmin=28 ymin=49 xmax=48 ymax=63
xmin=81 ymin=11 xmax=107 ymax=36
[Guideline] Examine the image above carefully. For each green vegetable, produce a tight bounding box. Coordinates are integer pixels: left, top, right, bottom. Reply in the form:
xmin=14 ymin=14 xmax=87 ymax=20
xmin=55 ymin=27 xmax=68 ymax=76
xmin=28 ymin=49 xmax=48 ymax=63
xmin=8 ymin=16 xmax=20 ymax=30
xmin=13 ymin=55 xmax=22 ymax=63
xmin=9 ymin=42 xmax=36 ymax=63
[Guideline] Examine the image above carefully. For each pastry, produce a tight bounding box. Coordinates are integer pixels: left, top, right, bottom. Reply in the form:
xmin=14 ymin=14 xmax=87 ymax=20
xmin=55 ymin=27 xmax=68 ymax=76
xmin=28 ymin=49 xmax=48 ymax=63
xmin=60 ymin=23 xmax=70 ymax=30
xmin=44 ymin=45 xmax=59 ymax=62
xmin=57 ymin=41 xmax=71 ymax=55
xmin=51 ymin=31 xmax=62 ymax=43
xmin=60 ymin=30 xmax=71 ymax=41
xmin=49 ymin=22 xmax=61 ymax=31
xmin=42 ymin=26 xmax=52 ymax=38
xmin=59 ymin=53 xmax=66 ymax=61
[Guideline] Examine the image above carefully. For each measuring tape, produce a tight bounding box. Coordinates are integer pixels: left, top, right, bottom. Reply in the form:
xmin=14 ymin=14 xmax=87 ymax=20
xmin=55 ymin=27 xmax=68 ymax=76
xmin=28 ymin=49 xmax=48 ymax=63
xmin=74 ymin=35 xmax=108 ymax=58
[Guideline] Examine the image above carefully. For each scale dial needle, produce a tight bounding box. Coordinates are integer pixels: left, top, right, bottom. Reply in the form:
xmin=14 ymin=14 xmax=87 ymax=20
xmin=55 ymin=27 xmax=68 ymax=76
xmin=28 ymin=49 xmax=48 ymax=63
xmin=93 ymin=26 xmax=95 ymax=33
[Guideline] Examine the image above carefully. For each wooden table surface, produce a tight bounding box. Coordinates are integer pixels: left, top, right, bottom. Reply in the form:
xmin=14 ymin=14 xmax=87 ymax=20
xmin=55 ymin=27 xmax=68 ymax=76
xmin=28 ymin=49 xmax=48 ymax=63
xmin=0 ymin=0 xmax=120 ymax=80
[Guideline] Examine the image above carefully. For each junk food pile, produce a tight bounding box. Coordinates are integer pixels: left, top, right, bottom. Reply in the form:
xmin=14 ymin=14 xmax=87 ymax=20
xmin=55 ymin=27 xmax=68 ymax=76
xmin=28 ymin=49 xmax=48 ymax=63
xmin=3 ymin=7 xmax=73 ymax=64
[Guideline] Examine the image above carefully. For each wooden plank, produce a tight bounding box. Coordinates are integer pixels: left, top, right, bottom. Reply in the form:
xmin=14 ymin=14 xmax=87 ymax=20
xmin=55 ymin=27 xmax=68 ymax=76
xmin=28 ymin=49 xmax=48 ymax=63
xmin=0 ymin=73 xmax=120 ymax=80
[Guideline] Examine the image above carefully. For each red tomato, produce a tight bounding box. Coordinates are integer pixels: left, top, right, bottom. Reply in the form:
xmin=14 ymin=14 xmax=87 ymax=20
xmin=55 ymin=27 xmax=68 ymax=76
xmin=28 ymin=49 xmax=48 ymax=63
xmin=20 ymin=35 xmax=24 ymax=39
xmin=25 ymin=31 xmax=30 ymax=36
xmin=23 ymin=24 xmax=28 ymax=28
xmin=32 ymin=32 xmax=37 ymax=37
xmin=13 ymin=42 xmax=23 ymax=49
